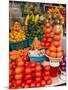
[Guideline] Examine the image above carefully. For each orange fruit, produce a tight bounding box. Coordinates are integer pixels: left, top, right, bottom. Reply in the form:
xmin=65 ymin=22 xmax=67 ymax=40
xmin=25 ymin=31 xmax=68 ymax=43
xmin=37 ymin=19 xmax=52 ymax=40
xmin=54 ymin=35 xmax=61 ymax=41
xmin=57 ymin=46 xmax=63 ymax=52
xmin=46 ymin=50 xmax=50 ymax=56
xmin=57 ymin=52 xmax=63 ymax=58
xmin=50 ymin=52 xmax=56 ymax=58
xmin=53 ymin=41 xmax=60 ymax=47
xmin=49 ymin=46 xmax=56 ymax=52
xmin=54 ymin=28 xmax=61 ymax=35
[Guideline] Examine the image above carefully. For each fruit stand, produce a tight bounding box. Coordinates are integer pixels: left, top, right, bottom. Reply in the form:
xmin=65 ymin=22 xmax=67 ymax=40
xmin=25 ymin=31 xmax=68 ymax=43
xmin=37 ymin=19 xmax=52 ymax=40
xmin=9 ymin=1 xmax=66 ymax=89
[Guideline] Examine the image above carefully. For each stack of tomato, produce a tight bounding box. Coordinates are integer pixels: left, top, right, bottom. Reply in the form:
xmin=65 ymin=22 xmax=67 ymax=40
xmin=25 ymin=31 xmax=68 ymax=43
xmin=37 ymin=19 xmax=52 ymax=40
xmin=41 ymin=22 xmax=52 ymax=48
xmin=9 ymin=57 xmax=52 ymax=89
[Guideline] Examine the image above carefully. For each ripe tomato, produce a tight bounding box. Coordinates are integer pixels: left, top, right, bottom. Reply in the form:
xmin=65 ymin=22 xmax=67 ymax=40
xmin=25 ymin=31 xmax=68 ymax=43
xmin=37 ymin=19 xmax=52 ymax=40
xmin=44 ymin=71 xmax=50 ymax=76
xmin=41 ymin=80 xmax=46 ymax=86
xmin=15 ymin=67 xmax=23 ymax=74
xmin=17 ymin=57 xmax=22 ymax=62
xmin=26 ymin=79 xmax=32 ymax=84
xmin=30 ymin=61 xmax=36 ymax=68
xmin=44 ymin=65 xmax=51 ymax=71
xmin=9 ymin=62 xmax=13 ymax=69
xmin=54 ymin=35 xmax=61 ymax=41
xmin=36 ymin=82 xmax=41 ymax=87
xmin=25 ymin=67 xmax=32 ymax=74
xmin=53 ymin=41 xmax=60 ymax=47
xmin=49 ymin=46 xmax=57 ymax=52
xmin=45 ymin=22 xmax=51 ymax=28
xmin=25 ymin=61 xmax=30 ymax=67
xmin=57 ymin=52 xmax=63 ymax=58
xmin=15 ymin=74 xmax=23 ymax=80
xmin=22 ymin=82 xmax=25 ymax=88
xmin=25 ymin=74 xmax=32 ymax=80
xmin=42 ymin=38 xmax=47 ymax=43
xmin=24 ymin=84 xmax=30 ymax=88
xmin=35 ymin=65 xmax=42 ymax=71
xmin=30 ymin=82 xmax=36 ymax=88
xmin=9 ymin=75 xmax=13 ymax=82
xmin=41 ymin=42 xmax=45 ymax=47
xmin=15 ymin=80 xmax=22 ymax=86
xmin=50 ymin=52 xmax=56 ymax=58
xmin=17 ymin=60 xmax=24 ymax=67
xmin=57 ymin=46 xmax=62 ymax=52
xmin=45 ymin=50 xmax=50 ymax=56
xmin=45 ymin=34 xmax=51 ymax=39
xmin=47 ymin=38 xmax=52 ymax=43
xmin=46 ymin=28 xmax=52 ymax=34
xmin=31 ymin=67 xmax=35 ymax=72
xmin=54 ymin=28 xmax=61 ymax=35
xmin=22 ymin=55 xmax=29 ymax=61
xmin=44 ymin=76 xmax=50 ymax=81
xmin=46 ymin=79 xmax=52 ymax=85
xmin=35 ymin=72 xmax=42 ymax=77
xmin=9 ymin=69 xmax=13 ymax=76
xmin=45 ymin=42 xmax=50 ymax=48
xmin=35 ymin=77 xmax=42 ymax=82
xmin=9 ymin=82 xmax=13 ymax=88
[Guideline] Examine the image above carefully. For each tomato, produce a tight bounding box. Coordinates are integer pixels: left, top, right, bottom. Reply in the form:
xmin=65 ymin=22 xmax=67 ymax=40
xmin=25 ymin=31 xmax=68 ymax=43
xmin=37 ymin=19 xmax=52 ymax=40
xmin=41 ymin=42 xmax=45 ymax=47
xmin=35 ymin=77 xmax=42 ymax=82
xmin=35 ymin=72 xmax=42 ymax=77
xmin=57 ymin=52 xmax=63 ymax=58
xmin=25 ymin=67 xmax=32 ymax=74
xmin=44 ymin=65 xmax=51 ymax=71
xmin=9 ymin=82 xmax=13 ymax=88
xmin=31 ymin=67 xmax=35 ymax=72
xmin=25 ymin=74 xmax=32 ymax=80
xmin=17 ymin=60 xmax=24 ymax=67
xmin=22 ymin=55 xmax=29 ymax=61
xmin=41 ymin=80 xmax=46 ymax=86
xmin=44 ymin=76 xmax=50 ymax=81
xmin=45 ymin=34 xmax=51 ymax=38
xmin=9 ymin=62 xmax=13 ymax=69
xmin=26 ymin=79 xmax=32 ymax=84
xmin=47 ymin=38 xmax=52 ymax=43
xmin=24 ymin=84 xmax=30 ymax=88
xmin=45 ymin=22 xmax=51 ymax=28
xmin=15 ymin=67 xmax=23 ymax=74
xmin=30 ymin=82 xmax=35 ymax=88
xmin=35 ymin=65 xmax=42 ymax=71
xmin=50 ymin=52 xmax=56 ymax=58
xmin=9 ymin=75 xmax=13 ymax=82
xmin=30 ymin=61 xmax=36 ymax=68
xmin=22 ymin=82 xmax=25 ymax=88
xmin=15 ymin=80 xmax=22 ymax=86
xmin=53 ymin=41 xmax=60 ymax=47
xmin=15 ymin=74 xmax=23 ymax=80
xmin=44 ymin=71 xmax=50 ymax=76
xmin=54 ymin=28 xmax=61 ymax=35
xmin=45 ymin=42 xmax=50 ymax=48
xmin=42 ymin=38 xmax=47 ymax=43
xmin=49 ymin=46 xmax=56 ymax=52
xmin=57 ymin=46 xmax=62 ymax=52
xmin=17 ymin=57 xmax=22 ymax=62
xmin=45 ymin=50 xmax=50 ymax=56
xmin=36 ymin=82 xmax=41 ymax=87
xmin=9 ymin=69 xmax=13 ymax=76
xmin=46 ymin=79 xmax=52 ymax=85
xmin=54 ymin=35 xmax=61 ymax=41
xmin=45 ymin=28 xmax=52 ymax=34
xmin=25 ymin=61 xmax=30 ymax=67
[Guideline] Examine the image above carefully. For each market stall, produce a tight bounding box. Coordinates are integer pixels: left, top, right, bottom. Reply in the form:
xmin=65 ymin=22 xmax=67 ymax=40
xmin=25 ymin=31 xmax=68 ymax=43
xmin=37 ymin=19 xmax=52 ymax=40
xmin=9 ymin=1 xmax=66 ymax=89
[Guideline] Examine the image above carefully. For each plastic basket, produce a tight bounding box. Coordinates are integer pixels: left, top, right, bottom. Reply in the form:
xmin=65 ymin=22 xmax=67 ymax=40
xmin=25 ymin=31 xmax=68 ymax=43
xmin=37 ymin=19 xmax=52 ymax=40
xmin=29 ymin=55 xmax=46 ymax=62
xmin=10 ymin=39 xmax=28 ymax=50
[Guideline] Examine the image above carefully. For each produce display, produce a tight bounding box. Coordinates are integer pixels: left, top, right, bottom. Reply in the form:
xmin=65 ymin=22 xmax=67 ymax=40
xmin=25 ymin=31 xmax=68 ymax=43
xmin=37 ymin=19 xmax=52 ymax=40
xmin=9 ymin=1 xmax=66 ymax=89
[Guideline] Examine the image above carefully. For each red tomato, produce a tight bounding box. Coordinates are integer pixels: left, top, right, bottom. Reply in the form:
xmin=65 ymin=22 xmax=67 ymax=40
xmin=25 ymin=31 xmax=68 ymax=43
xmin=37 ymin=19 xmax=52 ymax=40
xmin=26 ymin=79 xmax=32 ymax=84
xmin=53 ymin=41 xmax=60 ymax=47
xmin=15 ymin=80 xmax=22 ymax=86
xmin=42 ymin=38 xmax=47 ymax=43
xmin=41 ymin=42 xmax=45 ymax=47
xmin=25 ymin=67 xmax=32 ymax=74
xmin=30 ymin=82 xmax=36 ymax=88
xmin=9 ymin=62 xmax=13 ymax=69
xmin=22 ymin=55 xmax=29 ymax=61
xmin=35 ymin=77 xmax=42 ymax=82
xmin=30 ymin=61 xmax=36 ymax=68
xmin=9 ymin=82 xmax=13 ymax=88
xmin=31 ymin=67 xmax=35 ymax=72
xmin=35 ymin=72 xmax=42 ymax=77
xmin=15 ymin=74 xmax=23 ymax=80
xmin=45 ymin=42 xmax=50 ymax=48
xmin=17 ymin=57 xmax=22 ymax=62
xmin=36 ymin=82 xmax=41 ymax=87
xmin=22 ymin=83 xmax=25 ymax=88
xmin=44 ymin=65 xmax=51 ymax=71
xmin=46 ymin=79 xmax=52 ymax=85
xmin=35 ymin=65 xmax=42 ymax=71
xmin=44 ymin=76 xmax=50 ymax=81
xmin=9 ymin=75 xmax=13 ymax=82
xmin=54 ymin=35 xmax=61 ymax=41
xmin=25 ymin=61 xmax=30 ymax=67
xmin=44 ymin=71 xmax=50 ymax=76
xmin=25 ymin=74 xmax=32 ymax=80
xmin=17 ymin=60 xmax=24 ymax=67
xmin=24 ymin=84 xmax=30 ymax=88
xmin=45 ymin=28 xmax=52 ymax=34
xmin=47 ymin=38 xmax=52 ymax=43
xmin=45 ymin=50 xmax=50 ymax=56
xmin=41 ymin=80 xmax=46 ymax=86
xmin=15 ymin=67 xmax=23 ymax=74
xmin=45 ymin=34 xmax=51 ymax=38
xmin=9 ymin=69 xmax=13 ymax=76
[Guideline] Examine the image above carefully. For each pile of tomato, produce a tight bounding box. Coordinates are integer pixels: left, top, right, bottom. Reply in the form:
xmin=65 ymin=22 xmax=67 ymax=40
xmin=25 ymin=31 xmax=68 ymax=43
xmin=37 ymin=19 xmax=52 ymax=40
xmin=9 ymin=56 xmax=52 ymax=89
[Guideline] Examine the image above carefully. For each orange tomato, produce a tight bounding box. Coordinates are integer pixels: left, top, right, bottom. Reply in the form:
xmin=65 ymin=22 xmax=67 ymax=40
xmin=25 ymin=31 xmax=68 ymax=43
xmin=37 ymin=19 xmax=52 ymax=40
xmin=53 ymin=41 xmax=60 ymax=47
xmin=50 ymin=52 xmax=56 ymax=58
xmin=57 ymin=52 xmax=63 ymax=58
xmin=54 ymin=35 xmax=61 ymax=41
xmin=54 ymin=28 xmax=61 ymax=35
xmin=45 ymin=22 xmax=51 ymax=28
xmin=57 ymin=46 xmax=63 ymax=52
xmin=46 ymin=50 xmax=50 ymax=56
xmin=45 ymin=28 xmax=52 ymax=34
xmin=49 ymin=46 xmax=56 ymax=52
